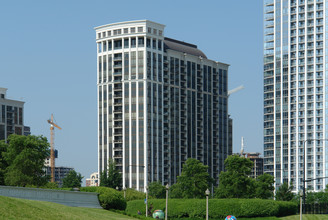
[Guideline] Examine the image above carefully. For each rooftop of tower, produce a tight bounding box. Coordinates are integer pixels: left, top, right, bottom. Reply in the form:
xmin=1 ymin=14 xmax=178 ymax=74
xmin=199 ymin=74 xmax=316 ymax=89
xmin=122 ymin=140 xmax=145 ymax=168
xmin=164 ymin=37 xmax=207 ymax=59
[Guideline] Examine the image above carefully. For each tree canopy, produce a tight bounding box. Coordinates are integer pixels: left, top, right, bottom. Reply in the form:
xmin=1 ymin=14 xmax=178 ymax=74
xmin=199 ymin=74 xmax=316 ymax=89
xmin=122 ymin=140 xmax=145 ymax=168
xmin=99 ymin=159 xmax=122 ymax=189
xmin=275 ymin=182 xmax=294 ymax=201
xmin=0 ymin=140 xmax=8 ymax=185
xmin=216 ymin=155 xmax=255 ymax=198
xmin=2 ymin=135 xmax=50 ymax=187
xmin=62 ymin=170 xmax=83 ymax=188
xmin=254 ymin=173 xmax=275 ymax=199
xmin=148 ymin=181 xmax=166 ymax=199
xmin=173 ymin=158 xmax=213 ymax=199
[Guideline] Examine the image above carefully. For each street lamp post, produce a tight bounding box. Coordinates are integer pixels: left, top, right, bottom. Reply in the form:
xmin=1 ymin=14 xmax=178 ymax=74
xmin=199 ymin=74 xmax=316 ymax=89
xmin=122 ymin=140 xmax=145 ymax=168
xmin=146 ymin=185 xmax=148 ymax=217
xmin=165 ymin=184 xmax=169 ymax=220
xmin=300 ymin=190 xmax=303 ymax=220
xmin=302 ymin=139 xmax=309 ymax=214
xmin=205 ymin=189 xmax=210 ymax=220
xmin=123 ymin=186 xmax=126 ymax=199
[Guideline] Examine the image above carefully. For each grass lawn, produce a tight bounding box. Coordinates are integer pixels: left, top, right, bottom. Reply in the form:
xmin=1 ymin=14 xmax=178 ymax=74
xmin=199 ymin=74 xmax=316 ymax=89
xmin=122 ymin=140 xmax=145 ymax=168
xmin=280 ymin=215 xmax=328 ymax=220
xmin=1 ymin=195 xmax=327 ymax=220
xmin=0 ymin=195 xmax=137 ymax=220
xmin=237 ymin=215 xmax=327 ymax=220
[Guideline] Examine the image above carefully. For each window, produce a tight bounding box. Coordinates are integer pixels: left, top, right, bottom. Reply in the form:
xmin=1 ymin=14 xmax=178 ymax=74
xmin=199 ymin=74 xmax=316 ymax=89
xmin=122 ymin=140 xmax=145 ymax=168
xmin=124 ymin=39 xmax=129 ymax=48
xmin=98 ymin=33 xmax=101 ymax=39
xmin=131 ymin=38 xmax=136 ymax=48
xmin=102 ymin=32 xmax=106 ymax=38
xmin=153 ymin=39 xmax=156 ymax=49
xmin=158 ymin=40 xmax=162 ymax=50
xmin=107 ymin=31 xmax=111 ymax=36
xmin=138 ymin=37 xmax=144 ymax=47
xmin=113 ymin=29 xmax=121 ymax=35
xmin=148 ymin=27 xmax=152 ymax=33
xmin=130 ymin=27 xmax=136 ymax=33
xmin=138 ymin=27 xmax=143 ymax=32
xmin=153 ymin=29 xmax=157 ymax=35
xmin=114 ymin=39 xmax=122 ymax=49
xmin=124 ymin=28 xmax=128 ymax=34
xmin=108 ymin=41 xmax=112 ymax=51
xmin=159 ymin=30 xmax=162 ymax=36
xmin=146 ymin=38 xmax=151 ymax=48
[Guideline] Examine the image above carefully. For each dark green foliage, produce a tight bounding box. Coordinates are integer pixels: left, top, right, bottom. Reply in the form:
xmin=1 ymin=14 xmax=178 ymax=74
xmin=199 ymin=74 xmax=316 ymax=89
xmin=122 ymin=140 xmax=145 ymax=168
xmin=62 ymin=170 xmax=83 ymax=188
xmin=81 ymin=186 xmax=126 ymax=210
xmin=175 ymin=158 xmax=214 ymax=199
xmin=148 ymin=181 xmax=166 ymax=199
xmin=306 ymin=191 xmax=328 ymax=204
xmin=123 ymin=188 xmax=146 ymax=201
xmin=169 ymin=183 xmax=183 ymax=199
xmin=0 ymin=140 xmax=8 ymax=185
xmin=126 ymin=199 xmax=297 ymax=219
xmin=42 ymin=182 xmax=59 ymax=189
xmin=275 ymin=182 xmax=294 ymax=201
xmin=255 ymin=173 xmax=275 ymax=199
xmin=216 ymin=155 xmax=275 ymax=199
xmin=99 ymin=159 xmax=122 ymax=189
xmin=216 ymin=155 xmax=255 ymax=198
xmin=3 ymin=135 xmax=50 ymax=187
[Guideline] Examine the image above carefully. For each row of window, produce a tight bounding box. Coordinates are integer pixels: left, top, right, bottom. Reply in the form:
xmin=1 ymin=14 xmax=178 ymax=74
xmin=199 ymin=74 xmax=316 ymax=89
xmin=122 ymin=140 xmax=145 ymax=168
xmin=97 ymin=27 xmax=163 ymax=39
xmin=98 ymin=37 xmax=163 ymax=53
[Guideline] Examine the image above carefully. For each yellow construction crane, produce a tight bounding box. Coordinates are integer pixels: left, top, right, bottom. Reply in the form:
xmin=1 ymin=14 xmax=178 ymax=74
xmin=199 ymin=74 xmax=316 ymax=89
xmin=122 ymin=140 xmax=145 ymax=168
xmin=47 ymin=114 xmax=62 ymax=183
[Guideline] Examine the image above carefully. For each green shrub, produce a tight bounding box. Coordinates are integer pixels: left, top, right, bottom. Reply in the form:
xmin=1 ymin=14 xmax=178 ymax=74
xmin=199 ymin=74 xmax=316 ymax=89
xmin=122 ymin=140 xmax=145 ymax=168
xmin=123 ymin=188 xmax=146 ymax=201
xmin=126 ymin=198 xmax=297 ymax=219
xmin=81 ymin=186 xmax=126 ymax=210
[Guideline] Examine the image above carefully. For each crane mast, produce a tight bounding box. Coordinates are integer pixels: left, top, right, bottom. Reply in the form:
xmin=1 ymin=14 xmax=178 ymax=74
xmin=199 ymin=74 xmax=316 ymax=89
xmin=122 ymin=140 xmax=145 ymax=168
xmin=47 ymin=114 xmax=61 ymax=183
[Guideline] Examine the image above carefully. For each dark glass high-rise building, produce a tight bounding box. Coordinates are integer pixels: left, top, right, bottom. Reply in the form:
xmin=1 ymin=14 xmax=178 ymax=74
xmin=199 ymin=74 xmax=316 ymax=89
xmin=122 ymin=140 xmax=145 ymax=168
xmin=95 ymin=20 xmax=230 ymax=191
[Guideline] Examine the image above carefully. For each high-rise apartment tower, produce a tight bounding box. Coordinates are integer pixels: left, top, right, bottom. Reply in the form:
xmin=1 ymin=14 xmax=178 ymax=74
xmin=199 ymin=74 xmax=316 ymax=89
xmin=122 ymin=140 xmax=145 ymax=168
xmin=264 ymin=0 xmax=327 ymax=192
xmin=95 ymin=20 xmax=229 ymax=191
xmin=0 ymin=88 xmax=25 ymax=141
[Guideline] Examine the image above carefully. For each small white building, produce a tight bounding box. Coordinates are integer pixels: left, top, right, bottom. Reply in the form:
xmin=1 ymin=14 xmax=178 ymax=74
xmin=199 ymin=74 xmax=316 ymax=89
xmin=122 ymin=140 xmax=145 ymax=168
xmin=86 ymin=172 xmax=99 ymax=187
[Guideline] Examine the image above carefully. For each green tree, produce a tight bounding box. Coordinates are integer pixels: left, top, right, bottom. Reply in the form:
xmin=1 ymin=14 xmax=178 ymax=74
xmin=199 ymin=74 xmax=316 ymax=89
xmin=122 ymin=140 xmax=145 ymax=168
xmin=215 ymin=155 xmax=255 ymax=198
xmin=100 ymin=159 xmax=122 ymax=189
xmin=169 ymin=183 xmax=183 ymax=198
xmin=0 ymin=140 xmax=8 ymax=185
xmin=62 ymin=170 xmax=83 ymax=188
xmin=275 ymin=182 xmax=294 ymax=201
xmin=306 ymin=191 xmax=328 ymax=204
xmin=3 ymin=135 xmax=50 ymax=187
xmin=175 ymin=158 xmax=214 ymax=199
xmin=255 ymin=173 xmax=275 ymax=199
xmin=148 ymin=181 xmax=166 ymax=198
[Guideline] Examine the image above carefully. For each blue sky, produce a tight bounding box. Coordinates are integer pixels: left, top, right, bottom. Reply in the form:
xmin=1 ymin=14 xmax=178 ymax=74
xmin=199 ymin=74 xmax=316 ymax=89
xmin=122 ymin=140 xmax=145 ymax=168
xmin=0 ymin=0 xmax=263 ymax=182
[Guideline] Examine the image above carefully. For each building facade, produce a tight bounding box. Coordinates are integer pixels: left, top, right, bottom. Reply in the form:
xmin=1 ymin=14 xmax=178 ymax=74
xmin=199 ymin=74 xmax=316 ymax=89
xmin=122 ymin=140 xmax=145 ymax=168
xmin=264 ymin=0 xmax=327 ymax=192
xmin=86 ymin=172 xmax=99 ymax=187
xmin=246 ymin=153 xmax=264 ymax=179
xmin=0 ymin=88 xmax=25 ymax=141
xmin=45 ymin=166 xmax=73 ymax=187
xmin=95 ymin=20 xmax=229 ymax=191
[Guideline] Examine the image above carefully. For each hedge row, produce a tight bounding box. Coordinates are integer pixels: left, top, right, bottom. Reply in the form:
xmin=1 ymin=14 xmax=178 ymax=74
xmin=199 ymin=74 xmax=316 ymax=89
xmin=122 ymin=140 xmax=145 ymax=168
xmin=126 ymin=198 xmax=297 ymax=219
xmin=80 ymin=186 xmax=126 ymax=210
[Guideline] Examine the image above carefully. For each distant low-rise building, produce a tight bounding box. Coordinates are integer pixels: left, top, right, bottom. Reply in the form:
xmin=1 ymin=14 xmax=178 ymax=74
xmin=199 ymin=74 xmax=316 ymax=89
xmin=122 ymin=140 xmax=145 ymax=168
xmin=44 ymin=166 xmax=73 ymax=187
xmin=233 ymin=151 xmax=264 ymax=179
xmin=246 ymin=153 xmax=264 ymax=179
xmin=86 ymin=172 xmax=99 ymax=187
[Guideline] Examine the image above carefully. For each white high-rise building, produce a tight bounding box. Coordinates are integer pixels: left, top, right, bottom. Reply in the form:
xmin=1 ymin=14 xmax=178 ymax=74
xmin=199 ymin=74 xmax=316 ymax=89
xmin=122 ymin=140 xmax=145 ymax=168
xmin=95 ymin=20 xmax=230 ymax=191
xmin=264 ymin=0 xmax=327 ymax=192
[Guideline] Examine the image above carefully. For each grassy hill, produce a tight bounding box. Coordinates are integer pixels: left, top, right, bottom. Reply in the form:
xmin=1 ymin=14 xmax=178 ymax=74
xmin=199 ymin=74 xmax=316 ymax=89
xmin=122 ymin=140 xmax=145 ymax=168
xmin=0 ymin=195 xmax=137 ymax=220
xmin=0 ymin=195 xmax=327 ymax=220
